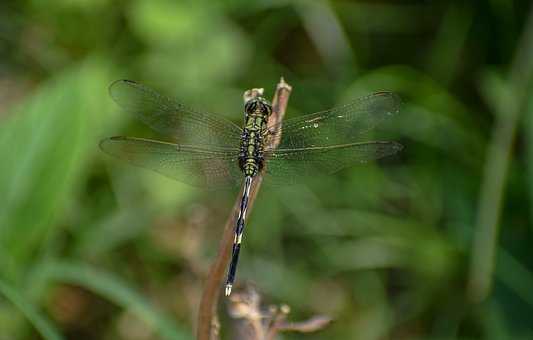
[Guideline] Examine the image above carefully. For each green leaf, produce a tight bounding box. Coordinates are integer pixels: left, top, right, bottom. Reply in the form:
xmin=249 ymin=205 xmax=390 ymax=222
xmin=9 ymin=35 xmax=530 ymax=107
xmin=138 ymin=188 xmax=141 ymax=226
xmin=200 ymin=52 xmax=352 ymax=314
xmin=0 ymin=277 xmax=63 ymax=340
xmin=0 ymin=58 xmax=115 ymax=278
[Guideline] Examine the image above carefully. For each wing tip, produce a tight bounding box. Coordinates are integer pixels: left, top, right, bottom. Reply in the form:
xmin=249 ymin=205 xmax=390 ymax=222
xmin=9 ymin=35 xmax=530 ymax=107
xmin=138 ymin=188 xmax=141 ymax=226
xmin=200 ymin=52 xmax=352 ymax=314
xmin=373 ymin=140 xmax=404 ymax=154
xmin=99 ymin=136 xmax=126 ymax=153
xmin=373 ymin=91 xmax=402 ymax=113
xmin=109 ymin=79 xmax=136 ymax=86
xmin=99 ymin=137 xmax=111 ymax=152
xmin=391 ymin=141 xmax=404 ymax=152
xmin=383 ymin=141 xmax=404 ymax=156
xmin=108 ymin=79 xmax=139 ymax=101
xmin=372 ymin=140 xmax=404 ymax=156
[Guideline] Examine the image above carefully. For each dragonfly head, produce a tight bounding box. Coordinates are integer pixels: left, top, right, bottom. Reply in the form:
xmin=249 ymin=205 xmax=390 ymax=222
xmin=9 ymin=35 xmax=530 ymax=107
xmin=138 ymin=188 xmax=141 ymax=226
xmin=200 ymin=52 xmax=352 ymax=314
xmin=244 ymin=97 xmax=272 ymax=119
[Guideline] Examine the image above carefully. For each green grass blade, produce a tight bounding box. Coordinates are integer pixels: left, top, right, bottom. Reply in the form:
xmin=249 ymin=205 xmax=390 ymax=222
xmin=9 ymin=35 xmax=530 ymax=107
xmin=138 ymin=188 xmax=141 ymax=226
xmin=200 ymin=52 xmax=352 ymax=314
xmin=0 ymin=277 xmax=63 ymax=340
xmin=32 ymin=261 xmax=191 ymax=340
xmin=496 ymin=248 xmax=533 ymax=308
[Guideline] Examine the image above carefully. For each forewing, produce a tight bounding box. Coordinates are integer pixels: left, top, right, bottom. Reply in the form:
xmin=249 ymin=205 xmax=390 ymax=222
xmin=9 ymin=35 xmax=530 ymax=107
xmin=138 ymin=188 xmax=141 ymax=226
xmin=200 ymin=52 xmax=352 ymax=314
xmin=100 ymin=137 xmax=242 ymax=188
xmin=267 ymin=92 xmax=400 ymax=150
xmin=109 ymin=80 xmax=242 ymax=147
xmin=263 ymin=141 xmax=403 ymax=185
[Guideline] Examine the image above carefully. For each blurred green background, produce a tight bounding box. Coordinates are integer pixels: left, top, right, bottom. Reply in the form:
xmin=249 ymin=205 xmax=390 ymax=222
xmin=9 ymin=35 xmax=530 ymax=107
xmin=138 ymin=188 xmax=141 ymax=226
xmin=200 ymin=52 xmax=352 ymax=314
xmin=1 ymin=0 xmax=533 ymax=339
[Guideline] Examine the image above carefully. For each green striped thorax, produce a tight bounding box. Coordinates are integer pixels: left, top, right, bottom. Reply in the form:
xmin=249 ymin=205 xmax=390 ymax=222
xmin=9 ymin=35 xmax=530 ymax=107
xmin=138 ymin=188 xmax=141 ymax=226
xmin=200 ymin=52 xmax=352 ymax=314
xmin=240 ymin=97 xmax=273 ymax=177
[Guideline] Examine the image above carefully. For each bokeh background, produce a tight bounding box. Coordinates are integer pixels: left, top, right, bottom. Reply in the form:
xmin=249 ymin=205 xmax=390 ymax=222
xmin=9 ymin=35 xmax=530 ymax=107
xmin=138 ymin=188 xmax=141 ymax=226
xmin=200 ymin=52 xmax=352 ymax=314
xmin=1 ymin=0 xmax=533 ymax=339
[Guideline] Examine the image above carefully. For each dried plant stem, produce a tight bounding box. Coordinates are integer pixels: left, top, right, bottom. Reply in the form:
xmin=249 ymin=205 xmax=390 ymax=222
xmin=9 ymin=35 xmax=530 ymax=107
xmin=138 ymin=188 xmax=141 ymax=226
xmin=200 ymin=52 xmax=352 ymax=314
xmin=197 ymin=78 xmax=292 ymax=340
xmin=267 ymin=315 xmax=333 ymax=338
xmin=228 ymin=286 xmax=332 ymax=340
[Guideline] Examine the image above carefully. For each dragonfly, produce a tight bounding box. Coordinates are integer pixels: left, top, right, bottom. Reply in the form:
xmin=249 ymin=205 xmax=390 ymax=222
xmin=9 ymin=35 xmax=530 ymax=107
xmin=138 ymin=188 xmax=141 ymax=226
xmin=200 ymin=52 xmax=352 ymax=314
xmin=100 ymin=79 xmax=403 ymax=296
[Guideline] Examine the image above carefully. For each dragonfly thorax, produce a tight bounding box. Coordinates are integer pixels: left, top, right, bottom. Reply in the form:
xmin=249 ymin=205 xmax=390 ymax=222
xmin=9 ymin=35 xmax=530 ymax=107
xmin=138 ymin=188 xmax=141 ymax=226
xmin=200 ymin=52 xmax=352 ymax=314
xmin=239 ymin=97 xmax=271 ymax=177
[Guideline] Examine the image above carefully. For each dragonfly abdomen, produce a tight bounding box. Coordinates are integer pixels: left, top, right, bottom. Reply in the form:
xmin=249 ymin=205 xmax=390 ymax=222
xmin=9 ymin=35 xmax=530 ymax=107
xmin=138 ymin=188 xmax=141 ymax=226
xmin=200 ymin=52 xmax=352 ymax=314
xmin=239 ymin=128 xmax=265 ymax=177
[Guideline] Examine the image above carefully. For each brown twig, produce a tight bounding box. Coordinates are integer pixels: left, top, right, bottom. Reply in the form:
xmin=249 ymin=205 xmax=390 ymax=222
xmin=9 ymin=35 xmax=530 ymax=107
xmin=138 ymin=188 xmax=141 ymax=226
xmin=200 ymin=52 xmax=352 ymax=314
xmin=197 ymin=78 xmax=292 ymax=340
xmin=271 ymin=315 xmax=333 ymax=334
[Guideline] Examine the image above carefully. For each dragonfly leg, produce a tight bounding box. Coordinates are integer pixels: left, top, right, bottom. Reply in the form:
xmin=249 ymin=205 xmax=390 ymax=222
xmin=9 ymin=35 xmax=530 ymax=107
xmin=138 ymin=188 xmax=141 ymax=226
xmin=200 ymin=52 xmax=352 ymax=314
xmin=225 ymin=176 xmax=253 ymax=296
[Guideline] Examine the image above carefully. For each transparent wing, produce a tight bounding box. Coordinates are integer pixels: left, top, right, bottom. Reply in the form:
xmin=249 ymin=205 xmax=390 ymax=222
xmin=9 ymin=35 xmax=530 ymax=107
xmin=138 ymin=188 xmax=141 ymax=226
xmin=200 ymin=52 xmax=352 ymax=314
xmin=109 ymin=80 xmax=243 ymax=147
xmin=263 ymin=141 xmax=403 ymax=185
xmin=100 ymin=137 xmax=242 ymax=188
xmin=267 ymin=92 xmax=400 ymax=150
